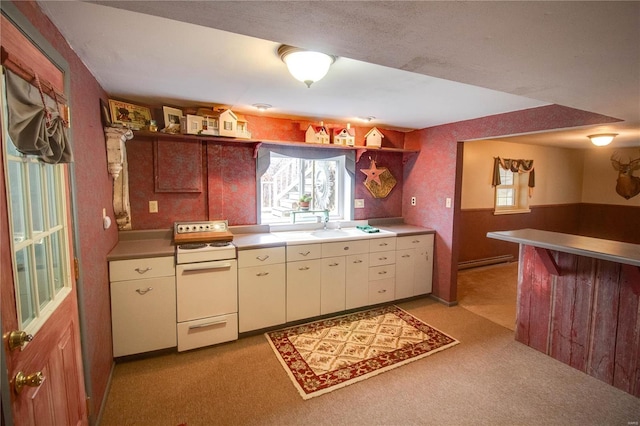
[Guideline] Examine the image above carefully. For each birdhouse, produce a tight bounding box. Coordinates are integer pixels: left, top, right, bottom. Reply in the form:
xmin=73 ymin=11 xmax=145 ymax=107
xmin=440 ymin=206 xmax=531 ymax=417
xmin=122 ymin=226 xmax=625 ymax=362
xmin=333 ymin=123 xmax=355 ymax=146
xmin=305 ymin=122 xmax=330 ymax=144
xmin=364 ymin=127 xmax=384 ymax=148
xmin=200 ymin=112 xmax=220 ymax=136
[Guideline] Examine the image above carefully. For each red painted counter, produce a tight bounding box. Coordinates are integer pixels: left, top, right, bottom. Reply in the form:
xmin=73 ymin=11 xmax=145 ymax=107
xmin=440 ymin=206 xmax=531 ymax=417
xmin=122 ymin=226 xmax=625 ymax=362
xmin=488 ymin=229 xmax=640 ymax=398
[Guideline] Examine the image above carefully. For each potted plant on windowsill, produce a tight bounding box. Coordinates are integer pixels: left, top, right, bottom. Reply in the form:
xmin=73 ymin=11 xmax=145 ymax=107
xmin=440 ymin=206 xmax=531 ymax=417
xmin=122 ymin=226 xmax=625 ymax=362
xmin=298 ymin=194 xmax=312 ymax=211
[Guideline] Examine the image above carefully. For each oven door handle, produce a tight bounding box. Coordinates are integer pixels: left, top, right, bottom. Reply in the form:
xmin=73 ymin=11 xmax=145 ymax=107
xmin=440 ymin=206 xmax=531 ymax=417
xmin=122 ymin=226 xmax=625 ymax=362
xmin=181 ymin=262 xmax=233 ymax=272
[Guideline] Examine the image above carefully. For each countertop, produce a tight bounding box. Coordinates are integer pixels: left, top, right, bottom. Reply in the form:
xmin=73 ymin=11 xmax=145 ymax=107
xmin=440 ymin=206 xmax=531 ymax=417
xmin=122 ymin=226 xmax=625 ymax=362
xmin=107 ymin=222 xmax=436 ymax=260
xmin=487 ymin=228 xmax=640 ymax=267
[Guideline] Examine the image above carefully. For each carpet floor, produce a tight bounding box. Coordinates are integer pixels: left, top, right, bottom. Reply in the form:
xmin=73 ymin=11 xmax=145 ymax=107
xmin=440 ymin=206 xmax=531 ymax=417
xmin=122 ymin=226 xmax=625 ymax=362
xmin=100 ymin=297 xmax=640 ymax=426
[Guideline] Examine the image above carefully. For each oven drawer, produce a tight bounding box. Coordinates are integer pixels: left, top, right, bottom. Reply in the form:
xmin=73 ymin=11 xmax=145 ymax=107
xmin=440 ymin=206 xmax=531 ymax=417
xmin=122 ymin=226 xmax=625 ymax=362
xmin=109 ymin=256 xmax=174 ymax=282
xmin=177 ymin=313 xmax=238 ymax=352
xmin=176 ymin=260 xmax=237 ymax=322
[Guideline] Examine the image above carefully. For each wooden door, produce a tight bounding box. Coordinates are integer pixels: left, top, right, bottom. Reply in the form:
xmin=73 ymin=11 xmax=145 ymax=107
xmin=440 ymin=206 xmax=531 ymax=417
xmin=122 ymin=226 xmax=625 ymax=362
xmin=1 ymin=11 xmax=87 ymax=426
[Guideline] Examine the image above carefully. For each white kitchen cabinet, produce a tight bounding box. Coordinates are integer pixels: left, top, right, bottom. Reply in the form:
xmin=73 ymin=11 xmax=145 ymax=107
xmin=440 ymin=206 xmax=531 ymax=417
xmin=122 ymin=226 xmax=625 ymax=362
xmin=396 ymin=234 xmax=434 ymax=297
xmin=321 ymin=256 xmax=346 ymax=315
xmin=109 ymin=256 xmax=176 ymax=357
xmin=238 ymin=247 xmax=286 ymax=332
xmin=345 ymin=253 xmax=369 ymax=309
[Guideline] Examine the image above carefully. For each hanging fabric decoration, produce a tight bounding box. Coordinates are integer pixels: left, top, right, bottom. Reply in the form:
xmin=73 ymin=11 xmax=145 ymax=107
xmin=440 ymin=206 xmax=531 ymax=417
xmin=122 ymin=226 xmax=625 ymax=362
xmin=4 ymin=69 xmax=73 ymax=164
xmin=492 ymin=157 xmax=535 ymax=196
xmin=361 ymin=159 xmax=396 ymax=198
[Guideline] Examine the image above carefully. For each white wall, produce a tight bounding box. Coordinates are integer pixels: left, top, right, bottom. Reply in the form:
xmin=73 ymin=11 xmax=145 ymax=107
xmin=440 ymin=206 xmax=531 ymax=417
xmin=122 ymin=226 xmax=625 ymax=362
xmin=461 ymin=140 xmax=585 ymax=209
xmin=582 ymin=147 xmax=640 ymax=206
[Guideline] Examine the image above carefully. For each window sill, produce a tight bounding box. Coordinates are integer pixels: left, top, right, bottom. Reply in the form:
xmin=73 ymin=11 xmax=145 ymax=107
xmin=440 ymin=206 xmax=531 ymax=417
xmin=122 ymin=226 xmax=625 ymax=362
xmin=493 ymin=208 xmax=531 ymax=215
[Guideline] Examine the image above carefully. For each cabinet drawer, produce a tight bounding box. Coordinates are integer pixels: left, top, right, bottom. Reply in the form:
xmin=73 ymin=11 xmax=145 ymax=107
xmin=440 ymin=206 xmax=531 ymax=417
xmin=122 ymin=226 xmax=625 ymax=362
xmin=397 ymin=234 xmax=434 ymax=250
xmin=369 ymin=278 xmax=395 ymax=304
xmin=238 ymin=247 xmax=285 ymax=268
xmin=286 ymin=244 xmax=321 ymax=262
xmin=109 ymin=256 xmax=175 ymax=282
xmin=177 ymin=313 xmax=238 ymax=352
xmin=369 ymin=250 xmax=396 ymax=267
xmin=369 ymin=237 xmax=396 ymax=252
xmin=322 ymin=239 xmax=369 ymax=257
xmin=369 ymin=264 xmax=395 ymax=281
xmin=110 ymin=276 xmax=176 ymax=357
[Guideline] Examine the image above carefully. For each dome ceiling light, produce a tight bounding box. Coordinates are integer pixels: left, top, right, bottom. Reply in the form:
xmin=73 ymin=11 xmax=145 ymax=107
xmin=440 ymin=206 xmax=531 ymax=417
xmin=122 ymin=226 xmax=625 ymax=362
xmin=278 ymin=45 xmax=336 ymax=88
xmin=588 ymin=133 xmax=618 ymax=146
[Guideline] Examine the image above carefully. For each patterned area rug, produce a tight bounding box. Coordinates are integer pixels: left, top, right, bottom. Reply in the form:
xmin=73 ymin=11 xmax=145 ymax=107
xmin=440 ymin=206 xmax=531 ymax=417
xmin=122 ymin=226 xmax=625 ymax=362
xmin=265 ymin=305 xmax=459 ymax=399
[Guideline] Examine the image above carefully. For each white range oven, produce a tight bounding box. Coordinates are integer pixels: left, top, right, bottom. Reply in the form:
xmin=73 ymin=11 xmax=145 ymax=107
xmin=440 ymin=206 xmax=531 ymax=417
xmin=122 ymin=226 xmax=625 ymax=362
xmin=174 ymin=220 xmax=238 ymax=352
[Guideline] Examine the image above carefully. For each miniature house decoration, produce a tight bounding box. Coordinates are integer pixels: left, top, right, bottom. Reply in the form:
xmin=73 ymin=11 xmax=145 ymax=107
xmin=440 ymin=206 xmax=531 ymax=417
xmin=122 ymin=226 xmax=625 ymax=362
xmin=235 ymin=114 xmax=251 ymax=139
xmin=218 ymin=109 xmax=238 ymax=137
xmin=305 ymin=122 xmax=330 ymax=144
xmin=333 ymin=123 xmax=355 ymax=146
xmin=364 ymin=127 xmax=384 ymax=148
xmin=200 ymin=114 xmax=219 ymax=136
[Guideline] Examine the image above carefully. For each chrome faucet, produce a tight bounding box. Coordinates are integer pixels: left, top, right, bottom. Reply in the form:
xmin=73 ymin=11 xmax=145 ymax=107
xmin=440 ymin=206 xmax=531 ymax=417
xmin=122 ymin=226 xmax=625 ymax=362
xmin=323 ymin=210 xmax=329 ymax=230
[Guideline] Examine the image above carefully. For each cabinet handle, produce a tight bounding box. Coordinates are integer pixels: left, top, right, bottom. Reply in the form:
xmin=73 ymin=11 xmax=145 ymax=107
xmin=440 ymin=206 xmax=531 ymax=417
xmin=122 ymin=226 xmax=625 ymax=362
xmin=378 ymin=243 xmax=388 ymax=246
xmin=412 ymin=240 xmax=420 ymax=244
xmin=299 ymin=266 xmax=310 ymax=271
xmin=378 ymin=257 xmax=387 ymax=261
xmin=256 ymin=255 xmax=270 ymax=262
xmin=402 ymin=254 xmax=411 ymax=258
xmin=343 ymin=246 xmax=350 ymax=251
xmin=299 ymin=251 xmax=311 ymax=256
xmin=182 ymin=262 xmax=231 ymax=271
xmin=329 ymin=262 xmax=339 ymax=267
xmin=134 ymin=267 xmax=152 ymax=274
xmin=189 ymin=320 xmax=227 ymax=330
xmin=352 ymin=260 xmax=363 ymax=264
xmin=378 ymin=289 xmax=387 ymax=294
xmin=256 ymin=272 xmax=270 ymax=277
xmin=378 ymin=271 xmax=387 ymax=275
xmin=135 ymin=287 xmax=153 ymax=295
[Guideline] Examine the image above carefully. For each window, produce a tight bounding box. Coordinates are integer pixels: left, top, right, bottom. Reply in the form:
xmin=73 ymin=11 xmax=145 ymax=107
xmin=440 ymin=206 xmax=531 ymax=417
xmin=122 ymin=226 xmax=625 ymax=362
xmin=1 ymin=73 xmax=72 ymax=332
xmin=494 ymin=168 xmax=530 ymax=214
xmin=258 ymin=150 xmax=354 ymax=225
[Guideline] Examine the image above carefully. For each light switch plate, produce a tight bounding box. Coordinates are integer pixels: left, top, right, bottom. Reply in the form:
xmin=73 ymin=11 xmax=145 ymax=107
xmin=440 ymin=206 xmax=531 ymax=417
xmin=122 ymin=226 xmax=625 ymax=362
xmin=445 ymin=198 xmax=452 ymax=208
xmin=354 ymin=199 xmax=365 ymax=208
xmin=149 ymin=200 xmax=158 ymax=213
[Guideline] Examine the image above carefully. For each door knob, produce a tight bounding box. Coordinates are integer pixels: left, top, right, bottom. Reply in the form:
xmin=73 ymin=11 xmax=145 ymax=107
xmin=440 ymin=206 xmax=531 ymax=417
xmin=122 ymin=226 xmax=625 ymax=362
xmin=14 ymin=371 xmax=44 ymax=393
xmin=6 ymin=330 xmax=33 ymax=350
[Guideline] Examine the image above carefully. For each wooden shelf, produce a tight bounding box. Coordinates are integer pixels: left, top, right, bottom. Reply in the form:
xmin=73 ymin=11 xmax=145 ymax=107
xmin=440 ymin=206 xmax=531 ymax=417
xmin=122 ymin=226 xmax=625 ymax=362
xmin=131 ymin=130 xmax=419 ymax=158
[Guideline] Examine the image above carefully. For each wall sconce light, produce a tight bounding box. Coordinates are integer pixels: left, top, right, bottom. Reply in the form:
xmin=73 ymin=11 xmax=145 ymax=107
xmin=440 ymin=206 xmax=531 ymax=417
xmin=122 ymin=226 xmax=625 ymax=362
xmin=278 ymin=45 xmax=335 ymax=88
xmin=587 ymin=133 xmax=618 ymax=146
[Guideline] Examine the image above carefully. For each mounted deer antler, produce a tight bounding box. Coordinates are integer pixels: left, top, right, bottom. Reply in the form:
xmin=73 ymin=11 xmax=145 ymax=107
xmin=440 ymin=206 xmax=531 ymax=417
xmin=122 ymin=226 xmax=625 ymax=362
xmin=611 ymin=152 xmax=640 ymax=200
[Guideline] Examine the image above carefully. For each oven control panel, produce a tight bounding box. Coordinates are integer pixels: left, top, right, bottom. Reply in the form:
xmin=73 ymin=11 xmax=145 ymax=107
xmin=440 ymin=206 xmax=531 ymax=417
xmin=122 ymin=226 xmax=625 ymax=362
xmin=174 ymin=220 xmax=228 ymax=234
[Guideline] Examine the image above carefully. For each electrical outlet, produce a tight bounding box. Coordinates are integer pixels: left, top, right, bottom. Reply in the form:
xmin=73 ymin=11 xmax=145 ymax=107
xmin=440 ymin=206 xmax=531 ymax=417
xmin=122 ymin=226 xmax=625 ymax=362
xmin=149 ymin=200 xmax=158 ymax=213
xmin=411 ymin=196 xmax=416 ymax=206
xmin=445 ymin=198 xmax=452 ymax=208
xmin=354 ymin=199 xmax=365 ymax=208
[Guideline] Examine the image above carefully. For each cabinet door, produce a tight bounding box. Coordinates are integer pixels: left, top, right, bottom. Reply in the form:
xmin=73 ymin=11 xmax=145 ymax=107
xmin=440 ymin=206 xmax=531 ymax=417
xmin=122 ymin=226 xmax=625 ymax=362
xmin=414 ymin=246 xmax=433 ymax=295
xmin=395 ymin=249 xmax=415 ymax=299
xmin=321 ymin=256 xmax=346 ymax=315
xmin=238 ymin=263 xmax=286 ymax=332
xmin=345 ymin=254 xmax=369 ymax=309
xmin=111 ymin=276 xmax=177 ymax=357
xmin=286 ymin=259 xmax=321 ymax=322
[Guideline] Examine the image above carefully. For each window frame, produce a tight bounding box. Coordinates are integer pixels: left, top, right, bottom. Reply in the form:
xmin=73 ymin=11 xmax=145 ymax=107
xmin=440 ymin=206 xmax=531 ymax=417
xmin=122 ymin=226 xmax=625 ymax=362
xmin=494 ymin=168 xmax=531 ymax=215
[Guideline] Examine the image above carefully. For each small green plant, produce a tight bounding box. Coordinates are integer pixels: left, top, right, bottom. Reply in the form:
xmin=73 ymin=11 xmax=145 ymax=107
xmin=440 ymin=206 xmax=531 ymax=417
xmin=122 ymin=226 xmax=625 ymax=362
xmin=299 ymin=193 xmax=312 ymax=202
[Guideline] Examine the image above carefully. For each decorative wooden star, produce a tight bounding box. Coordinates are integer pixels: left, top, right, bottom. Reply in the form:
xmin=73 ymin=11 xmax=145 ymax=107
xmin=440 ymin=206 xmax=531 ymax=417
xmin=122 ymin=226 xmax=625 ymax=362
xmin=361 ymin=159 xmax=383 ymax=185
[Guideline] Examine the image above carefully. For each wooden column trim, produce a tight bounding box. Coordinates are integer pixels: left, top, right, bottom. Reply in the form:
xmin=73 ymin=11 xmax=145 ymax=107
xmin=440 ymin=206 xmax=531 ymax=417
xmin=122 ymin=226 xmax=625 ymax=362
xmin=534 ymin=247 xmax=561 ymax=276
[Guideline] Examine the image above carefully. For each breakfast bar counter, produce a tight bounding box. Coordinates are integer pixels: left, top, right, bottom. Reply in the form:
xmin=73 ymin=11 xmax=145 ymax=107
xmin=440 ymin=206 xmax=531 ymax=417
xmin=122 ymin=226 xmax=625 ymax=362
xmin=487 ymin=229 xmax=640 ymax=397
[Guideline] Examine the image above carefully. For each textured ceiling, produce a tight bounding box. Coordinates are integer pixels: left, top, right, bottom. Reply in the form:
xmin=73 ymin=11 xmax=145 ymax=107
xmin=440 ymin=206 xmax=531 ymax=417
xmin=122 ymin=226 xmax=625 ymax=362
xmin=38 ymin=1 xmax=640 ymax=149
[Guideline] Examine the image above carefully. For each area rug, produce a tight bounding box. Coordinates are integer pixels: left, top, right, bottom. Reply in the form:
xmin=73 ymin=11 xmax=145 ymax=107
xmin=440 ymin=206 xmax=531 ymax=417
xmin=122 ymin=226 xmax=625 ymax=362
xmin=265 ymin=305 xmax=459 ymax=399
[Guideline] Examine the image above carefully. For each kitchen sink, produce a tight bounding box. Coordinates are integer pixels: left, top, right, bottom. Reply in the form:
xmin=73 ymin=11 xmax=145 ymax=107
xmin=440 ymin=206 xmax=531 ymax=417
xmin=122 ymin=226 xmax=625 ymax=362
xmin=272 ymin=227 xmax=394 ymax=244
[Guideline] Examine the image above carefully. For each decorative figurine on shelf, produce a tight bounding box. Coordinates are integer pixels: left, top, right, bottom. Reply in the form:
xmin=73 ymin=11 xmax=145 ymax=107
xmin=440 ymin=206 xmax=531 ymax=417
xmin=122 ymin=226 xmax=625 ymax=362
xmin=365 ymin=127 xmax=384 ymax=148
xmin=333 ymin=123 xmax=355 ymax=146
xmin=305 ymin=121 xmax=330 ymax=144
xmin=298 ymin=193 xmax=312 ymax=210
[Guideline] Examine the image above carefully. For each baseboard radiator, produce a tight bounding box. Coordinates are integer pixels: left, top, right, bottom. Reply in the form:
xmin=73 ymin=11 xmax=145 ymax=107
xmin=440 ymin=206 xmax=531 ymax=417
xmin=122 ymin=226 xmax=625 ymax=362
xmin=458 ymin=255 xmax=514 ymax=270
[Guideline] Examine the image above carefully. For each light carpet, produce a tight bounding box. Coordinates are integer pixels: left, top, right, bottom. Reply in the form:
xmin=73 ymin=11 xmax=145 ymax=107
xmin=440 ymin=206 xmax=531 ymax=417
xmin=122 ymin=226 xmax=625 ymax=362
xmin=265 ymin=305 xmax=459 ymax=399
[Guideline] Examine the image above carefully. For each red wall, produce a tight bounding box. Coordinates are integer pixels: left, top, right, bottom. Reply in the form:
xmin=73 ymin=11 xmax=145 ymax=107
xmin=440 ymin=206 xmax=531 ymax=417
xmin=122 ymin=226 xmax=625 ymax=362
xmin=8 ymin=2 xmax=117 ymax=422
xmin=403 ymin=105 xmax=621 ymax=303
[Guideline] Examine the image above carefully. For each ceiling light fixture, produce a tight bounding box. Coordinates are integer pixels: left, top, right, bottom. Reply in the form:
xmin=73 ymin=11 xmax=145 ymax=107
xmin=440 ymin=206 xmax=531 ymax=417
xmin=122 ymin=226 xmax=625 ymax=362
xmin=357 ymin=116 xmax=376 ymax=123
xmin=278 ymin=45 xmax=335 ymax=88
xmin=587 ymin=133 xmax=618 ymax=146
xmin=253 ymin=103 xmax=272 ymax=112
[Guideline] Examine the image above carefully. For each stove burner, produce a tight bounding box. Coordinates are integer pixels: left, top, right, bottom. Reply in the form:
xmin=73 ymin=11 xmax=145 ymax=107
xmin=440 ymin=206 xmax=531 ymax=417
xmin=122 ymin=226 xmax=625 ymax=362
xmin=179 ymin=243 xmax=207 ymax=250
xmin=209 ymin=241 xmax=232 ymax=247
